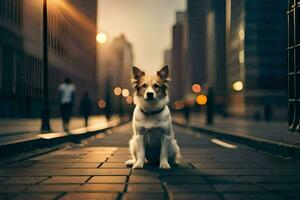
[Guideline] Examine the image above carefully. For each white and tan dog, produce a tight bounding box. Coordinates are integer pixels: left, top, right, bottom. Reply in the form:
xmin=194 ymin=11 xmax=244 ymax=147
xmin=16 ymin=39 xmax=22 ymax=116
xmin=125 ymin=65 xmax=180 ymax=169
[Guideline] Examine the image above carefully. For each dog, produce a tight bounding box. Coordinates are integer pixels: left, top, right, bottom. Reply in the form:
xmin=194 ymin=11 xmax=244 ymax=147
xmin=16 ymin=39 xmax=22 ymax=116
xmin=125 ymin=65 xmax=181 ymax=169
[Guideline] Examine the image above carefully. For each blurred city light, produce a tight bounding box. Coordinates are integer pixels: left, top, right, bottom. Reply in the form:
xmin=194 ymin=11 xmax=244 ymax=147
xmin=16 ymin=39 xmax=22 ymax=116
xmin=239 ymin=29 xmax=245 ymax=41
xmin=173 ymin=100 xmax=185 ymax=110
xmin=122 ymin=89 xmax=130 ymax=97
xmin=192 ymin=83 xmax=201 ymax=93
xmin=239 ymin=50 xmax=244 ymax=64
xmin=233 ymin=81 xmax=244 ymax=91
xmin=196 ymin=95 xmax=207 ymax=105
xmin=98 ymin=99 xmax=106 ymax=109
xmin=96 ymin=32 xmax=108 ymax=44
xmin=114 ymin=87 xmax=122 ymax=96
xmin=126 ymin=96 xmax=133 ymax=104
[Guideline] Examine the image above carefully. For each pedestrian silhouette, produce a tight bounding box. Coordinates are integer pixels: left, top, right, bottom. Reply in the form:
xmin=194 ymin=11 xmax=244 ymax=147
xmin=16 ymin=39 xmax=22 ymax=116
xmin=80 ymin=92 xmax=92 ymax=127
xmin=183 ymin=102 xmax=191 ymax=123
xmin=58 ymin=78 xmax=76 ymax=131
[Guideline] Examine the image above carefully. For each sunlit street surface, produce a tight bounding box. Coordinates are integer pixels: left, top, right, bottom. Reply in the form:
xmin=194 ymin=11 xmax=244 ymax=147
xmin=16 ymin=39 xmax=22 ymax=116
xmin=0 ymin=0 xmax=300 ymax=199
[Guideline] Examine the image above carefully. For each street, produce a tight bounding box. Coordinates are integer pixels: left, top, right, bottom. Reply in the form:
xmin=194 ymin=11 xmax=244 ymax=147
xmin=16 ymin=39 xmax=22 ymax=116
xmin=0 ymin=123 xmax=299 ymax=200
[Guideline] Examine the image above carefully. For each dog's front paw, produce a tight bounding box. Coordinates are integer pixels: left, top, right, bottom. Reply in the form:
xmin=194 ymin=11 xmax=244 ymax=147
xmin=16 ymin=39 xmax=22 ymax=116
xmin=159 ymin=161 xmax=171 ymax=169
xmin=132 ymin=161 xmax=144 ymax=169
xmin=125 ymin=159 xmax=135 ymax=166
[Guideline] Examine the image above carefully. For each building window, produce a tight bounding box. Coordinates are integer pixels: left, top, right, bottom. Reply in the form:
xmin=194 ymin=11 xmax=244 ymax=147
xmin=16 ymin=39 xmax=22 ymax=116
xmin=287 ymin=0 xmax=300 ymax=132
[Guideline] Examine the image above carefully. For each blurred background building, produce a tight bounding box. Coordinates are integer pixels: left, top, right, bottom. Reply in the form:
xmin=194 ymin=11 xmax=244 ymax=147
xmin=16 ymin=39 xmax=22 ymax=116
xmin=226 ymin=0 xmax=287 ymax=119
xmin=170 ymin=11 xmax=190 ymax=102
xmin=167 ymin=0 xmax=287 ymax=120
xmin=97 ymin=34 xmax=134 ymax=114
xmin=0 ymin=0 xmax=98 ymax=118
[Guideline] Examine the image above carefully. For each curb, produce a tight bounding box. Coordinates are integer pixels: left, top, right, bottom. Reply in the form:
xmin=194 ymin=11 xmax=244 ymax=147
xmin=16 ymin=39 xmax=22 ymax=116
xmin=173 ymin=119 xmax=300 ymax=159
xmin=0 ymin=119 xmax=129 ymax=157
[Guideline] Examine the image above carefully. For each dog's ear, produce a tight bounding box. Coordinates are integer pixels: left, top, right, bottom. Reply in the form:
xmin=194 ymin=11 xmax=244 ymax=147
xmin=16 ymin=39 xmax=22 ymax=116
xmin=132 ymin=66 xmax=145 ymax=80
xmin=131 ymin=66 xmax=145 ymax=88
xmin=157 ymin=65 xmax=169 ymax=80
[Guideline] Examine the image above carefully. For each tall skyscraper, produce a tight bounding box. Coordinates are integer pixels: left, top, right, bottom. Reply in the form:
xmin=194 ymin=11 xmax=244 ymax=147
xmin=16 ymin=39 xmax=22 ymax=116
xmin=226 ymin=0 xmax=287 ymax=118
xmin=98 ymin=34 xmax=133 ymax=113
xmin=170 ymin=11 xmax=190 ymax=102
xmin=187 ymin=0 xmax=209 ymax=85
xmin=0 ymin=0 xmax=98 ymax=117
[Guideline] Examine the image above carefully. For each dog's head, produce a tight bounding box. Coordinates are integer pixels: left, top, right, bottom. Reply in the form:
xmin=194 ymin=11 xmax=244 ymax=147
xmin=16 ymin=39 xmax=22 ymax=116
xmin=131 ymin=66 xmax=170 ymax=108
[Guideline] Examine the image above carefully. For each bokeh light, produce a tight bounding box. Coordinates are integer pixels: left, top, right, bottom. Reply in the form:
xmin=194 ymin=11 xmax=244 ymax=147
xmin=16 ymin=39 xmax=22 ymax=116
xmin=98 ymin=99 xmax=106 ymax=109
xmin=122 ymin=89 xmax=130 ymax=97
xmin=126 ymin=96 xmax=133 ymax=104
xmin=114 ymin=87 xmax=122 ymax=96
xmin=96 ymin=32 xmax=108 ymax=44
xmin=196 ymin=95 xmax=207 ymax=105
xmin=233 ymin=81 xmax=244 ymax=91
xmin=192 ymin=84 xmax=201 ymax=93
xmin=173 ymin=100 xmax=185 ymax=110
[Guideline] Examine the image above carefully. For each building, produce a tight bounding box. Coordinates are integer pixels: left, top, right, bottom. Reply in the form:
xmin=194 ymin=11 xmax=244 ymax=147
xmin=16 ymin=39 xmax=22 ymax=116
xmin=169 ymin=12 xmax=191 ymax=102
xmin=226 ymin=0 xmax=287 ymax=119
xmin=0 ymin=0 xmax=98 ymax=117
xmin=97 ymin=34 xmax=134 ymax=113
xmin=187 ymin=0 xmax=209 ymax=85
xmin=287 ymin=0 xmax=300 ymax=131
xmin=187 ymin=0 xmax=226 ymax=112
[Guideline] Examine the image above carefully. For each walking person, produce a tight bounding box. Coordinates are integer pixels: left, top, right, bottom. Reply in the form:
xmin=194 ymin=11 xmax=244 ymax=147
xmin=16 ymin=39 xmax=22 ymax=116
xmin=58 ymin=78 xmax=76 ymax=131
xmin=80 ymin=92 xmax=92 ymax=127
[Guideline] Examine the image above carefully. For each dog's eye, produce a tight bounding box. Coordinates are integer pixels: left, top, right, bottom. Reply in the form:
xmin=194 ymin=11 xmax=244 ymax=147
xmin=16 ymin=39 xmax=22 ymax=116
xmin=153 ymin=84 xmax=160 ymax=90
xmin=142 ymin=83 xmax=147 ymax=88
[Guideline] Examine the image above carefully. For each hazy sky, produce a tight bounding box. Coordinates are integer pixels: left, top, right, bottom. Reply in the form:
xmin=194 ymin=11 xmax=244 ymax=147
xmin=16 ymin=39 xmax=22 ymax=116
xmin=98 ymin=0 xmax=186 ymax=74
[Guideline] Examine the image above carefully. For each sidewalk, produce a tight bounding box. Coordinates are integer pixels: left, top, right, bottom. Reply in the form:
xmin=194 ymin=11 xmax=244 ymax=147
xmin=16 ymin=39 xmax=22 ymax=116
xmin=0 ymin=123 xmax=299 ymax=200
xmin=0 ymin=115 xmax=122 ymax=151
xmin=0 ymin=115 xmax=109 ymax=135
xmin=174 ymin=113 xmax=300 ymax=147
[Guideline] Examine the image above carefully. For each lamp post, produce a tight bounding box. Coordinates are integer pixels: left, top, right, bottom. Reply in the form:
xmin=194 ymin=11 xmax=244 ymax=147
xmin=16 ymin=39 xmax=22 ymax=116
xmin=41 ymin=0 xmax=51 ymax=132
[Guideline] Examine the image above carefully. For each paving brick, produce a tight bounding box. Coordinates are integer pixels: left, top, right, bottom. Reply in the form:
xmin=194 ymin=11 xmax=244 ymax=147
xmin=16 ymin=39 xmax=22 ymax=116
xmin=162 ymin=175 xmax=206 ymax=184
xmin=39 ymin=158 xmax=78 ymax=163
xmin=222 ymin=193 xmax=283 ymax=200
xmin=13 ymin=193 xmax=61 ymax=200
xmin=78 ymin=184 xmax=125 ymax=192
xmin=107 ymin=156 xmax=132 ymax=163
xmin=27 ymin=185 xmax=80 ymax=192
xmin=127 ymin=184 xmax=163 ymax=193
xmin=1 ymin=177 xmax=47 ymax=184
xmin=67 ymin=163 xmax=100 ymax=168
xmin=0 ymin=169 xmax=130 ymax=176
xmin=171 ymin=193 xmax=220 ymax=200
xmin=122 ymin=193 xmax=164 ymax=200
xmin=60 ymin=192 xmax=118 ymax=200
xmin=241 ymin=175 xmax=300 ymax=183
xmin=42 ymin=176 xmax=90 ymax=184
xmin=30 ymin=163 xmax=72 ymax=169
xmin=166 ymin=184 xmax=214 ymax=193
xmin=0 ymin=185 xmax=27 ymax=192
xmin=261 ymin=183 xmax=300 ymax=191
xmin=129 ymin=176 xmax=160 ymax=183
xmin=213 ymin=184 xmax=265 ymax=192
xmin=1 ymin=161 xmax=37 ymax=168
xmin=100 ymin=162 xmax=128 ymax=168
xmin=131 ymin=169 xmax=161 ymax=176
xmin=77 ymin=157 xmax=108 ymax=162
xmin=206 ymin=176 xmax=247 ymax=184
xmin=88 ymin=176 xmax=127 ymax=183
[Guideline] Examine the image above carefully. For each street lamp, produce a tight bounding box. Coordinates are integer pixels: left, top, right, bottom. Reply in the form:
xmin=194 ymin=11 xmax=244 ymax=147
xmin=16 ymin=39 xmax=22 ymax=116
xmin=41 ymin=0 xmax=51 ymax=132
xmin=96 ymin=32 xmax=108 ymax=44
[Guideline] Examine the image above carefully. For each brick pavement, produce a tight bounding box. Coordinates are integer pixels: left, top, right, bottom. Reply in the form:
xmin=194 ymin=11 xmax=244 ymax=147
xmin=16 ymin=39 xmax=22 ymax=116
xmin=0 ymin=124 xmax=300 ymax=200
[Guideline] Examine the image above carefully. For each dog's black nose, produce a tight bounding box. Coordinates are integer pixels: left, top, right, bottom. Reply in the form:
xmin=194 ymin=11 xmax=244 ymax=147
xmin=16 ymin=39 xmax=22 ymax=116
xmin=146 ymin=92 xmax=154 ymax=99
